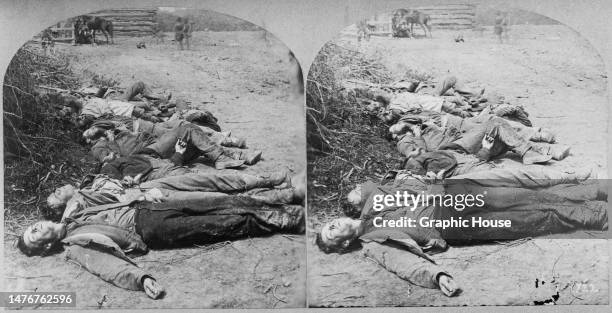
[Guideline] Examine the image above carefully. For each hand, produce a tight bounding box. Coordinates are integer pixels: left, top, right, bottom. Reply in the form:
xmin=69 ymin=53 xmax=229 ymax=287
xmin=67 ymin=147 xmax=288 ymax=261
xmin=121 ymin=175 xmax=135 ymax=186
xmin=104 ymin=130 xmax=115 ymax=141
xmin=143 ymin=277 xmax=165 ymax=299
xmin=102 ymin=152 xmax=116 ymax=163
xmin=410 ymin=125 xmax=422 ymax=137
xmin=144 ymin=188 xmax=164 ymax=203
xmin=481 ymin=134 xmax=494 ymax=150
xmin=121 ymin=173 xmax=142 ymax=186
xmin=174 ymin=139 xmax=187 ymax=154
xmin=422 ymin=238 xmax=448 ymax=254
xmin=460 ymin=110 xmax=473 ymax=118
xmin=438 ymin=274 xmax=459 ymax=297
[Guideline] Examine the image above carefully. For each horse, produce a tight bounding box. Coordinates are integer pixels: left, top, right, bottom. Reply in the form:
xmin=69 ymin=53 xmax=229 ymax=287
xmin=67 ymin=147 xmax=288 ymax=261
xmin=392 ymin=9 xmax=432 ymax=38
xmin=83 ymin=16 xmax=114 ymax=44
xmin=74 ymin=17 xmax=93 ymax=44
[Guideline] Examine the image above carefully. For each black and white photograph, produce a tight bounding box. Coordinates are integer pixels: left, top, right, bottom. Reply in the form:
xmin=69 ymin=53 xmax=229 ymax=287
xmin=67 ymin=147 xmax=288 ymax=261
xmin=306 ymin=3 xmax=609 ymax=307
xmin=1 ymin=0 xmax=612 ymax=312
xmin=3 ymin=6 xmax=306 ymax=309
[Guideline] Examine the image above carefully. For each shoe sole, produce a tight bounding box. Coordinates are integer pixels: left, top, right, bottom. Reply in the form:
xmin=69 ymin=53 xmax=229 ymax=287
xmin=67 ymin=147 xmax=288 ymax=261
xmin=215 ymin=161 xmax=245 ymax=170
xmin=245 ymin=151 xmax=262 ymax=165
xmin=552 ymin=147 xmax=570 ymax=160
xmin=523 ymin=156 xmax=552 ymax=165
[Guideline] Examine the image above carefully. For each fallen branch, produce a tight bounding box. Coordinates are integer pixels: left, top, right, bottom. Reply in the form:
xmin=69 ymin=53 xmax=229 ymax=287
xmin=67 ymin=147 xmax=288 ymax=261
xmin=272 ymin=284 xmax=287 ymax=303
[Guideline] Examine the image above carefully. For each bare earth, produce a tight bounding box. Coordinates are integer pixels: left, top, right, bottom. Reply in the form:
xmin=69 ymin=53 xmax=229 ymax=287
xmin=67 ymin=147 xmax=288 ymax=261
xmin=308 ymin=25 xmax=609 ymax=307
xmin=5 ymin=31 xmax=306 ymax=309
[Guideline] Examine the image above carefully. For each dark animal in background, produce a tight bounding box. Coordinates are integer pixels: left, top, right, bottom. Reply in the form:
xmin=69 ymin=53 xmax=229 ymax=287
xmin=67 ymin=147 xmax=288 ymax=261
xmin=137 ymin=42 xmax=146 ymax=49
xmin=392 ymin=9 xmax=411 ymax=37
xmin=392 ymin=9 xmax=432 ymax=38
xmin=74 ymin=17 xmax=93 ymax=44
xmin=83 ymin=16 xmax=114 ymax=44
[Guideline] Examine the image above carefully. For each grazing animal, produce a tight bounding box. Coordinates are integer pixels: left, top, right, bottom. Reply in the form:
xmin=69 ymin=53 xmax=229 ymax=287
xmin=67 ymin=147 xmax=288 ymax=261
xmin=392 ymin=9 xmax=432 ymax=38
xmin=83 ymin=16 xmax=114 ymax=44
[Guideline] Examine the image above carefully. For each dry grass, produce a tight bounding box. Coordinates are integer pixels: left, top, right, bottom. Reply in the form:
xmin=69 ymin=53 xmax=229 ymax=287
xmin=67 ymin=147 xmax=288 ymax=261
xmin=306 ymin=42 xmax=403 ymax=225
xmin=3 ymin=44 xmax=98 ymax=234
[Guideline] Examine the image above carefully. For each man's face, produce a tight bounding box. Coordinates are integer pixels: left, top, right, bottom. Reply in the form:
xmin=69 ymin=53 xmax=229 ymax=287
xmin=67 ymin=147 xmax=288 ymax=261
xmin=320 ymin=218 xmax=359 ymax=247
xmin=347 ymin=185 xmax=363 ymax=207
xmin=23 ymin=221 xmax=66 ymax=248
xmin=82 ymin=126 xmax=105 ymax=141
xmin=48 ymin=184 xmax=76 ymax=207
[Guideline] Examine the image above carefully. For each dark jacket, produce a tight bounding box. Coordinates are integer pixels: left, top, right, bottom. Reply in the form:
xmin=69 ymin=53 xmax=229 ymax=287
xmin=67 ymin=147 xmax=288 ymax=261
xmin=354 ymin=181 xmax=450 ymax=289
xmin=61 ymin=200 xmax=151 ymax=291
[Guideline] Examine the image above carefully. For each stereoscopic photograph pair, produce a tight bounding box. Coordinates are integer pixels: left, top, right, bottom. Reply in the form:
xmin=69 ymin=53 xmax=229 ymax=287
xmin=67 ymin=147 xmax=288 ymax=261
xmin=3 ymin=2 xmax=609 ymax=309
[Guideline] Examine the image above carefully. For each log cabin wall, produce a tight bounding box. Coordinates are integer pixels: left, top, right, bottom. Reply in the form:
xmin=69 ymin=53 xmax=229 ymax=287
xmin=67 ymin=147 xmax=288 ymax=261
xmin=91 ymin=8 xmax=158 ymax=37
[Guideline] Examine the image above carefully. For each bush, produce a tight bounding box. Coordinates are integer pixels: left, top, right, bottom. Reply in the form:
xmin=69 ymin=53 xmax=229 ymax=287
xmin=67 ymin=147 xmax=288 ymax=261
xmin=306 ymin=42 xmax=401 ymax=224
xmin=3 ymin=45 xmax=97 ymax=229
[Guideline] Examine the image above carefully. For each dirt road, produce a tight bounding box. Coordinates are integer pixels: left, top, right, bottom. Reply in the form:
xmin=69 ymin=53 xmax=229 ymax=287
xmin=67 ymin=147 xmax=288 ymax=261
xmin=308 ymin=25 xmax=609 ymax=306
xmin=5 ymin=31 xmax=306 ymax=308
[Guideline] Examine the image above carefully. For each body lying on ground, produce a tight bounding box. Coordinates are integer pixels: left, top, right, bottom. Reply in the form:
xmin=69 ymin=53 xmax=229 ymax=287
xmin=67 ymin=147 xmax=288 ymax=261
xmin=46 ymin=169 xmax=303 ymax=221
xmin=84 ymin=117 xmax=246 ymax=150
xmin=360 ymin=76 xmax=485 ymax=118
xmin=401 ymin=148 xmax=594 ymax=179
xmin=315 ymin=178 xmax=608 ymax=297
xmin=18 ymin=196 xmax=305 ymax=299
xmin=390 ymin=110 xmax=570 ymax=165
xmin=60 ymin=81 xmax=173 ymax=126
xmin=88 ymin=122 xmax=261 ymax=170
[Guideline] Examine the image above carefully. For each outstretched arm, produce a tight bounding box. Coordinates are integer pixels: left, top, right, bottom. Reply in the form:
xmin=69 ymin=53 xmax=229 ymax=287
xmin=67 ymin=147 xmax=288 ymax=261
xmin=362 ymin=241 xmax=459 ymax=296
xmin=65 ymin=245 xmax=164 ymax=298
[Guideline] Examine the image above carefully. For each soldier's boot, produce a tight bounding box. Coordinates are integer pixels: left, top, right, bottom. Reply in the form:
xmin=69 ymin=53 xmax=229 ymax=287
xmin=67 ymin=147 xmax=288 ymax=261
xmin=521 ymin=148 xmax=552 ymax=165
xmin=531 ymin=143 xmax=571 ymax=161
xmin=530 ymin=128 xmax=556 ymax=143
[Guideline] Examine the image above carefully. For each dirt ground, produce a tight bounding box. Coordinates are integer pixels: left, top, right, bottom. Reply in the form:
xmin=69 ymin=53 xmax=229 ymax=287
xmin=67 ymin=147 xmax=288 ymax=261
xmin=307 ymin=24 xmax=609 ymax=306
xmin=5 ymin=31 xmax=306 ymax=308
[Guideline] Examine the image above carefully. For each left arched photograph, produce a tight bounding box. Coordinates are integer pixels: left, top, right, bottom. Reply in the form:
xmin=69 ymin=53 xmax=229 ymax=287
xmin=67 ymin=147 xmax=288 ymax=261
xmin=3 ymin=7 xmax=306 ymax=309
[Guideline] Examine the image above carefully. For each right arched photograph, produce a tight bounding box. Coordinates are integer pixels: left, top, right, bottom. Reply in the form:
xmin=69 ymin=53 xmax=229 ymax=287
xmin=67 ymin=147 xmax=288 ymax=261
xmin=306 ymin=3 xmax=608 ymax=307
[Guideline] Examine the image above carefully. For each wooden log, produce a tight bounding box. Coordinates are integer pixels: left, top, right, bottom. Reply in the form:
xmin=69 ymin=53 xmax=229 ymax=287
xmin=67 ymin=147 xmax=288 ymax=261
xmin=431 ymin=24 xmax=474 ymax=29
xmin=94 ymin=9 xmax=157 ymax=13
xmin=91 ymin=14 xmax=156 ymax=20
xmin=414 ymin=5 xmax=475 ymax=10
xmin=112 ymin=22 xmax=157 ymax=27
xmin=99 ymin=16 xmax=156 ymax=19
xmin=429 ymin=13 xmax=476 ymax=19
xmin=113 ymin=27 xmax=155 ymax=32
xmin=91 ymin=12 xmax=156 ymax=17
xmin=419 ymin=9 xmax=476 ymax=15
xmin=430 ymin=19 xmax=474 ymax=25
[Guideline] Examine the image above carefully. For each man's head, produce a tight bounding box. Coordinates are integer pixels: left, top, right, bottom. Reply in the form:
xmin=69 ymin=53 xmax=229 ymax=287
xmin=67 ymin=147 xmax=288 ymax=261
xmin=347 ymin=184 xmax=363 ymax=207
xmin=77 ymin=115 xmax=96 ymax=130
xmin=82 ymin=121 xmax=116 ymax=143
xmin=315 ymin=217 xmax=361 ymax=254
xmin=379 ymin=109 xmax=400 ymax=125
xmin=46 ymin=184 xmax=77 ymax=210
xmin=17 ymin=221 xmax=66 ymax=256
